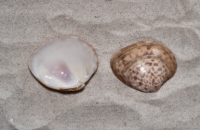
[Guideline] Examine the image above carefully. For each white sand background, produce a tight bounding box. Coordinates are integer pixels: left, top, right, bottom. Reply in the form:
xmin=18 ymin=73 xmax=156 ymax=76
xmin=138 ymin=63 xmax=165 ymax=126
xmin=1 ymin=0 xmax=200 ymax=130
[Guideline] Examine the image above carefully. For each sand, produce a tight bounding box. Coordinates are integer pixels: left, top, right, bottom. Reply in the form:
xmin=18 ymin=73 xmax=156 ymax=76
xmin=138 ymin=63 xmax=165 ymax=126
xmin=1 ymin=0 xmax=200 ymax=130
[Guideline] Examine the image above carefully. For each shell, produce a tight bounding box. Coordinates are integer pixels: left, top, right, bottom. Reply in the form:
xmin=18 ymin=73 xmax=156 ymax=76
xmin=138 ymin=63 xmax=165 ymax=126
xmin=110 ymin=41 xmax=177 ymax=93
xmin=28 ymin=36 xmax=98 ymax=91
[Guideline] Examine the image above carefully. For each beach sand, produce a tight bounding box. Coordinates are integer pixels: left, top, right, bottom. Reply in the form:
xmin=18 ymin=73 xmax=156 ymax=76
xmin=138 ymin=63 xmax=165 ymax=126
xmin=1 ymin=0 xmax=200 ymax=129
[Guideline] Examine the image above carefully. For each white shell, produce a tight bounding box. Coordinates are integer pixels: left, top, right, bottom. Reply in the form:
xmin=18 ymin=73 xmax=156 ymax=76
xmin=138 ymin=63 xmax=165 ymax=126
xmin=28 ymin=36 xmax=98 ymax=91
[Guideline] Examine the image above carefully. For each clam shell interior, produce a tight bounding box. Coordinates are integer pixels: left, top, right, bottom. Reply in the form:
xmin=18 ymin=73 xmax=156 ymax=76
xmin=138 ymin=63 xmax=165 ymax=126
xmin=29 ymin=36 xmax=98 ymax=91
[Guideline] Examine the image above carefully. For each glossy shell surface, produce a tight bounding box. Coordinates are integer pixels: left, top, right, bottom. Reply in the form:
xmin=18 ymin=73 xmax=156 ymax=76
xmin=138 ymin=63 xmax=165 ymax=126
xmin=110 ymin=41 xmax=177 ymax=93
xmin=29 ymin=36 xmax=98 ymax=91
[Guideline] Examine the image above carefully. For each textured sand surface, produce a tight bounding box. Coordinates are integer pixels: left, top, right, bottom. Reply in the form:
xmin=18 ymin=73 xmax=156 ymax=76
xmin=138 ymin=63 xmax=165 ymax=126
xmin=1 ymin=0 xmax=200 ymax=130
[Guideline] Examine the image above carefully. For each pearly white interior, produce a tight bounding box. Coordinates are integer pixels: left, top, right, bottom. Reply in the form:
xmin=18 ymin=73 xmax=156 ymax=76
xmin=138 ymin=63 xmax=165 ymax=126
xmin=29 ymin=36 xmax=98 ymax=90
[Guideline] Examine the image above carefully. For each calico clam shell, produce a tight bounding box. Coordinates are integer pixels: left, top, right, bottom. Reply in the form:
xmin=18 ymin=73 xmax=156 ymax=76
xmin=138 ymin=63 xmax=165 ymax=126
xmin=110 ymin=41 xmax=177 ymax=93
xmin=28 ymin=36 xmax=98 ymax=91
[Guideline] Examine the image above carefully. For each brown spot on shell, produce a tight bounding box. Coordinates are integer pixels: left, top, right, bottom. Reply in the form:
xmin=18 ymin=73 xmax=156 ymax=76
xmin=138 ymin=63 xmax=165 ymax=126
xmin=145 ymin=62 xmax=152 ymax=66
xmin=153 ymin=63 xmax=158 ymax=66
xmin=155 ymin=86 xmax=159 ymax=89
xmin=152 ymin=79 xmax=155 ymax=83
xmin=134 ymin=76 xmax=138 ymax=80
xmin=147 ymin=45 xmax=151 ymax=50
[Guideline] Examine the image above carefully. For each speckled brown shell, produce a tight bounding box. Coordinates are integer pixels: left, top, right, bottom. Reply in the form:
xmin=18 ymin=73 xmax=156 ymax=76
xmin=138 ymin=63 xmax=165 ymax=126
xmin=110 ymin=41 xmax=177 ymax=93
